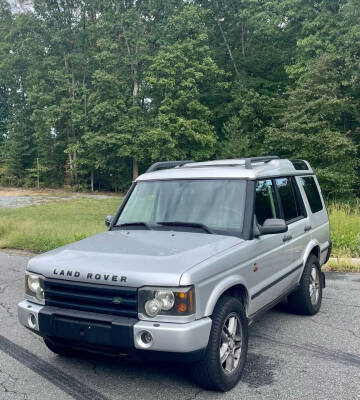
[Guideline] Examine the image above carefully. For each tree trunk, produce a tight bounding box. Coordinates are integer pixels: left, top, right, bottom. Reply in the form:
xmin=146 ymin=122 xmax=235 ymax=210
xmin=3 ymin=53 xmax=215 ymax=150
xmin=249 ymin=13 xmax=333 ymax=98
xmin=241 ymin=22 xmax=246 ymax=57
xmin=132 ymin=158 xmax=138 ymax=180
xmin=132 ymin=64 xmax=139 ymax=180
xmin=122 ymin=21 xmax=140 ymax=180
xmin=36 ymin=157 xmax=40 ymax=189
xmin=64 ymin=53 xmax=78 ymax=186
xmin=217 ymin=20 xmax=240 ymax=78
xmin=90 ymin=169 xmax=94 ymax=192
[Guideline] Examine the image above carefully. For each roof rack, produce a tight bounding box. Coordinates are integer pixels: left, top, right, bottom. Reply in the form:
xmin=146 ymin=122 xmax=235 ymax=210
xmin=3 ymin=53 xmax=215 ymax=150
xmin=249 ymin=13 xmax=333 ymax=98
xmin=146 ymin=160 xmax=194 ymax=173
xmin=244 ymin=156 xmax=279 ymax=169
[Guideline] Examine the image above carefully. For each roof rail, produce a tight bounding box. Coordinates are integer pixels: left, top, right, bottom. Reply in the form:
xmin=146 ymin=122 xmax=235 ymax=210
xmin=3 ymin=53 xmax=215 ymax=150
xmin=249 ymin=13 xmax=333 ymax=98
xmin=146 ymin=160 xmax=194 ymax=173
xmin=244 ymin=156 xmax=279 ymax=169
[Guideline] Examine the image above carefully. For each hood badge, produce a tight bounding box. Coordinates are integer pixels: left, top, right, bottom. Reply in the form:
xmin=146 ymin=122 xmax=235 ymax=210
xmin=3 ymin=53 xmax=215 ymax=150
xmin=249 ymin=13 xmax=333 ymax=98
xmin=52 ymin=268 xmax=127 ymax=283
xmin=112 ymin=297 xmax=122 ymax=304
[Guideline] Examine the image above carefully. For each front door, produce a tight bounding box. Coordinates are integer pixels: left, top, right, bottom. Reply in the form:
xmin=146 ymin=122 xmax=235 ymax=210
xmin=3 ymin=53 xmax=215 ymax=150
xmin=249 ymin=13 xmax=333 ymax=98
xmin=249 ymin=179 xmax=294 ymax=311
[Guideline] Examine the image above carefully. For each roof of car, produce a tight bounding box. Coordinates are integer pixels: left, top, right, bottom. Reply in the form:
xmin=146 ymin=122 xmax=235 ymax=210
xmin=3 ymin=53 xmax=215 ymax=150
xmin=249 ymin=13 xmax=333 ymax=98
xmin=136 ymin=158 xmax=313 ymax=182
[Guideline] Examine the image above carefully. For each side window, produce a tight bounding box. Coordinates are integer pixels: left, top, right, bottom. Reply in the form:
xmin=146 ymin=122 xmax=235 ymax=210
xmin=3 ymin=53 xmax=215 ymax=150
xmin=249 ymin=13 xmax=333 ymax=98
xmin=300 ymin=176 xmax=323 ymax=213
xmin=255 ymin=180 xmax=280 ymax=225
xmin=275 ymin=177 xmax=300 ymax=222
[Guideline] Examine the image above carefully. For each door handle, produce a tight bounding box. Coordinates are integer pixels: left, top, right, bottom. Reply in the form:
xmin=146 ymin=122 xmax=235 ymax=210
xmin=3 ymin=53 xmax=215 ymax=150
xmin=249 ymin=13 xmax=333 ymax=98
xmin=282 ymin=235 xmax=293 ymax=242
xmin=304 ymin=225 xmax=312 ymax=232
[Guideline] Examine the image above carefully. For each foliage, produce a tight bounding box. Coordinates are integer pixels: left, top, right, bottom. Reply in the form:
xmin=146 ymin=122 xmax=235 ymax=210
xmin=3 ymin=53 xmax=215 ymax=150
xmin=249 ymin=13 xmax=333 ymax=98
xmin=264 ymin=54 xmax=358 ymax=197
xmin=0 ymin=0 xmax=359 ymax=198
xmin=328 ymin=200 xmax=360 ymax=257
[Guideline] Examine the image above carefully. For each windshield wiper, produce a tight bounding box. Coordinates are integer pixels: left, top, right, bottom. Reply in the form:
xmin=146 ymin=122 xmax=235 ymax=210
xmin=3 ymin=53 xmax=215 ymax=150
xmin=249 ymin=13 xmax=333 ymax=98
xmin=114 ymin=222 xmax=153 ymax=230
xmin=157 ymin=221 xmax=214 ymax=234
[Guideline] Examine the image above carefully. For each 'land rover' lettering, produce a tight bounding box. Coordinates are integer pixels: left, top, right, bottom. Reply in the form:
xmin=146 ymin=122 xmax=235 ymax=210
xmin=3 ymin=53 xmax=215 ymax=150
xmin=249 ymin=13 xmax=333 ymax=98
xmin=52 ymin=268 xmax=127 ymax=283
xmin=53 ymin=268 xmax=80 ymax=278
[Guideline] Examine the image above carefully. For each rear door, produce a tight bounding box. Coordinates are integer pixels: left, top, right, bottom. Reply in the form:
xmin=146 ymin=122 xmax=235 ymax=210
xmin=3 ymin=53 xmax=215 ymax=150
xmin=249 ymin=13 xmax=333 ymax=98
xmin=297 ymin=175 xmax=330 ymax=264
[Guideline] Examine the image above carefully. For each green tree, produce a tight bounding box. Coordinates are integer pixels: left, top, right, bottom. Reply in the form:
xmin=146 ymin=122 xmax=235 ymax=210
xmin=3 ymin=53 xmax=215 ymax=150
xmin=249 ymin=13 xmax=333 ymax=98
xmin=144 ymin=5 xmax=223 ymax=161
xmin=264 ymin=54 xmax=357 ymax=198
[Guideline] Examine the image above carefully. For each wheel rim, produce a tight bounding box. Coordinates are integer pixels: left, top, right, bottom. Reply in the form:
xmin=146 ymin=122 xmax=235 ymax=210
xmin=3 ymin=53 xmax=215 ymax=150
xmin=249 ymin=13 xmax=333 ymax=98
xmin=219 ymin=313 xmax=242 ymax=374
xmin=309 ymin=265 xmax=320 ymax=306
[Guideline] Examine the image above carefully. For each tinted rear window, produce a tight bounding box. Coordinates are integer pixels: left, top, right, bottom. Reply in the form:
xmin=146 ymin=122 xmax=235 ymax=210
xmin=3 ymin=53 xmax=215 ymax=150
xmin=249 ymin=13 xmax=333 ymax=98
xmin=291 ymin=160 xmax=309 ymax=170
xmin=300 ymin=176 xmax=323 ymax=213
xmin=275 ymin=178 xmax=300 ymax=222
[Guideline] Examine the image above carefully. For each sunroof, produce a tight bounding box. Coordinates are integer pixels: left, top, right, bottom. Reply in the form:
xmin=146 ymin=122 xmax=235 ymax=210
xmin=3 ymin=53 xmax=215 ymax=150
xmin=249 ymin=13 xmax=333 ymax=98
xmin=290 ymin=160 xmax=309 ymax=170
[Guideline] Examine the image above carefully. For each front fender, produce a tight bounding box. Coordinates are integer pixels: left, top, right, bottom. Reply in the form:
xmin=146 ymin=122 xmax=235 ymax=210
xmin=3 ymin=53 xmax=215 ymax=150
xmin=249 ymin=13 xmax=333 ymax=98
xmin=203 ymin=275 xmax=249 ymax=317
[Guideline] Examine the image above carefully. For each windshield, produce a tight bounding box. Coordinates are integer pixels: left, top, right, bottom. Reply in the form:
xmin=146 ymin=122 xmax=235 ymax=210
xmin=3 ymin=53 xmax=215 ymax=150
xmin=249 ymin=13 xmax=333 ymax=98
xmin=116 ymin=179 xmax=247 ymax=236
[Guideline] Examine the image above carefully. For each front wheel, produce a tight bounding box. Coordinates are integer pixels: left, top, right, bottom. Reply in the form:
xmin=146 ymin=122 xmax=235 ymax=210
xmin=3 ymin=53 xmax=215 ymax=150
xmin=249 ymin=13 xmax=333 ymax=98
xmin=190 ymin=296 xmax=248 ymax=392
xmin=288 ymin=255 xmax=322 ymax=315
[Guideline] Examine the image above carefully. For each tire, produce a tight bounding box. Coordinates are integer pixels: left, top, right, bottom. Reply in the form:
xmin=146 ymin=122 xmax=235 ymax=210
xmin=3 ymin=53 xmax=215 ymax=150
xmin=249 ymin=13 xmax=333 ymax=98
xmin=44 ymin=338 xmax=79 ymax=357
xmin=288 ymin=255 xmax=322 ymax=315
xmin=190 ymin=296 xmax=248 ymax=392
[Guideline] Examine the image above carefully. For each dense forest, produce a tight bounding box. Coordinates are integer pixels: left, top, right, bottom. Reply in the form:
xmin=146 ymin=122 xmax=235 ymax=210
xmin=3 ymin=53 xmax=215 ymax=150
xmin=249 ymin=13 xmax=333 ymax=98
xmin=0 ymin=0 xmax=359 ymax=198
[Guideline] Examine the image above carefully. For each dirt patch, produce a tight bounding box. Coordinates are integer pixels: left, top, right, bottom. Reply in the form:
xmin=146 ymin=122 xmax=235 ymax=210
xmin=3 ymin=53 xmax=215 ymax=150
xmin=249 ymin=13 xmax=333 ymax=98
xmin=0 ymin=187 xmax=121 ymax=209
xmin=0 ymin=189 xmax=43 ymax=197
xmin=0 ymin=187 xmax=122 ymax=197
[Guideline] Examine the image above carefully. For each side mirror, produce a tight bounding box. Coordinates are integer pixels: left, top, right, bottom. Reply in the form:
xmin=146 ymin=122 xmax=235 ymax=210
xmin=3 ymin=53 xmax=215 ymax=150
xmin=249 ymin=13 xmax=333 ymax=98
xmin=105 ymin=215 xmax=114 ymax=227
xmin=259 ymin=218 xmax=288 ymax=235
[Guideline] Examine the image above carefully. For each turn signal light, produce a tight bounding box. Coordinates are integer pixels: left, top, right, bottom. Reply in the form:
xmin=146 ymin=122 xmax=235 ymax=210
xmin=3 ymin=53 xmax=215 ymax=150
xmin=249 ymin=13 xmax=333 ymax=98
xmin=177 ymin=303 xmax=187 ymax=312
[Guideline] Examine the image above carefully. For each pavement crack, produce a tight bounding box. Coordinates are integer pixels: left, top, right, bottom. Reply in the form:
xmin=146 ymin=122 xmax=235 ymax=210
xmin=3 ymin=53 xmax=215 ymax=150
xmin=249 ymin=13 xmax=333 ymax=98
xmin=0 ymin=382 xmax=28 ymax=400
xmin=0 ymin=301 xmax=13 ymax=317
xmin=0 ymin=285 xmax=9 ymax=294
xmin=0 ymin=366 xmax=19 ymax=382
xmin=0 ymin=367 xmax=28 ymax=400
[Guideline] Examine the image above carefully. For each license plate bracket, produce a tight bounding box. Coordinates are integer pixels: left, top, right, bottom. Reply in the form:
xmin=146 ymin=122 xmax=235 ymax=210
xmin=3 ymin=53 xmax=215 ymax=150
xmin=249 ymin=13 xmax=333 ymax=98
xmin=54 ymin=316 xmax=112 ymax=345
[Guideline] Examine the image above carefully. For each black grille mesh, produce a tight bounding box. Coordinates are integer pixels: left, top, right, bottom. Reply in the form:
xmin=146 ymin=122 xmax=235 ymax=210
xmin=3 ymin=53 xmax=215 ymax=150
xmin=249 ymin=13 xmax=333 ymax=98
xmin=44 ymin=279 xmax=137 ymax=317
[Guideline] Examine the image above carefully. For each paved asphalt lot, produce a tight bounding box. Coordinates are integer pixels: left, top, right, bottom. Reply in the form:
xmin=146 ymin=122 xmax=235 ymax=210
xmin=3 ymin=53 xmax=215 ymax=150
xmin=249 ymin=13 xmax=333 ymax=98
xmin=0 ymin=251 xmax=359 ymax=400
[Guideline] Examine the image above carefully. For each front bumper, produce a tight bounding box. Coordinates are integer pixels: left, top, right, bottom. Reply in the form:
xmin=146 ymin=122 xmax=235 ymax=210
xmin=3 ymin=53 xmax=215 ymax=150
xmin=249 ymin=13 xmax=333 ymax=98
xmin=17 ymin=300 xmax=211 ymax=361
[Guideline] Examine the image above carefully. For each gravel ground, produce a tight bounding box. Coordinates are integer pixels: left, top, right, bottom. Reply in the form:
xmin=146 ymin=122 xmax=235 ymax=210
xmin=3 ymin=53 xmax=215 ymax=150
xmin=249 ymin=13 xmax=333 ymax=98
xmin=0 ymin=194 xmax=113 ymax=209
xmin=0 ymin=250 xmax=359 ymax=400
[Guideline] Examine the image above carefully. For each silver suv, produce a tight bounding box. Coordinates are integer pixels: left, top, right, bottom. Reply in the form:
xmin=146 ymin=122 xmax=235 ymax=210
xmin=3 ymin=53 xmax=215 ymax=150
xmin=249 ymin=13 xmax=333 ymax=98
xmin=18 ymin=156 xmax=331 ymax=391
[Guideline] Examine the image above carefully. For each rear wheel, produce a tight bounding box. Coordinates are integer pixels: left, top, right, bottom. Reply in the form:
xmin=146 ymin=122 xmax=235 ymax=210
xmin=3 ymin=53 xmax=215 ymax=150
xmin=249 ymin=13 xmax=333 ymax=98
xmin=288 ymin=254 xmax=322 ymax=315
xmin=190 ymin=296 xmax=248 ymax=392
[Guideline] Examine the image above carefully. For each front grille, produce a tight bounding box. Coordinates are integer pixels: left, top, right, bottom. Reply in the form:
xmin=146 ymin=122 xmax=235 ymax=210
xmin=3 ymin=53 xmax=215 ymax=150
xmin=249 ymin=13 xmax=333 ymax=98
xmin=44 ymin=278 xmax=137 ymax=317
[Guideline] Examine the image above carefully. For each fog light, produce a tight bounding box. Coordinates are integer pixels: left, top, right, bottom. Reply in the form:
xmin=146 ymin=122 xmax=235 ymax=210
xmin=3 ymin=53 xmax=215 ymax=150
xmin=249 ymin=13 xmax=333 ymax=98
xmin=28 ymin=313 xmax=37 ymax=329
xmin=135 ymin=330 xmax=153 ymax=349
xmin=141 ymin=331 xmax=153 ymax=345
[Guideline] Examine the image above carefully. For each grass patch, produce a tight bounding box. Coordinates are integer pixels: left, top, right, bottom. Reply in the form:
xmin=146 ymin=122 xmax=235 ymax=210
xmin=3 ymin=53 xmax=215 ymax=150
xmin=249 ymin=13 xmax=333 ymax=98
xmin=0 ymin=197 xmax=122 ymax=253
xmin=328 ymin=201 xmax=360 ymax=257
xmin=323 ymin=258 xmax=360 ymax=273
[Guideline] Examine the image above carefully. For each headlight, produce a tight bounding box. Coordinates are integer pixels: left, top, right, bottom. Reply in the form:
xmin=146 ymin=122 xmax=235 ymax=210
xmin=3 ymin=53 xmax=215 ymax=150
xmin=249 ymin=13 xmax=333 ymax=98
xmin=25 ymin=273 xmax=45 ymax=304
xmin=139 ymin=286 xmax=195 ymax=319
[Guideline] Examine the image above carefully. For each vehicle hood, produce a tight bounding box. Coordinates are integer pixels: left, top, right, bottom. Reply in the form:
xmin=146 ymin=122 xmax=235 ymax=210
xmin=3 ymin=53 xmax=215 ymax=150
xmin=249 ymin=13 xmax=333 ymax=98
xmin=27 ymin=230 xmax=243 ymax=287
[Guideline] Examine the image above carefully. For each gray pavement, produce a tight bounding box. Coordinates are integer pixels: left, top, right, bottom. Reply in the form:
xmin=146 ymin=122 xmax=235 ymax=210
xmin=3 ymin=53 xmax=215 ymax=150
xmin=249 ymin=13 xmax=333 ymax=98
xmin=0 ymin=250 xmax=359 ymax=400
